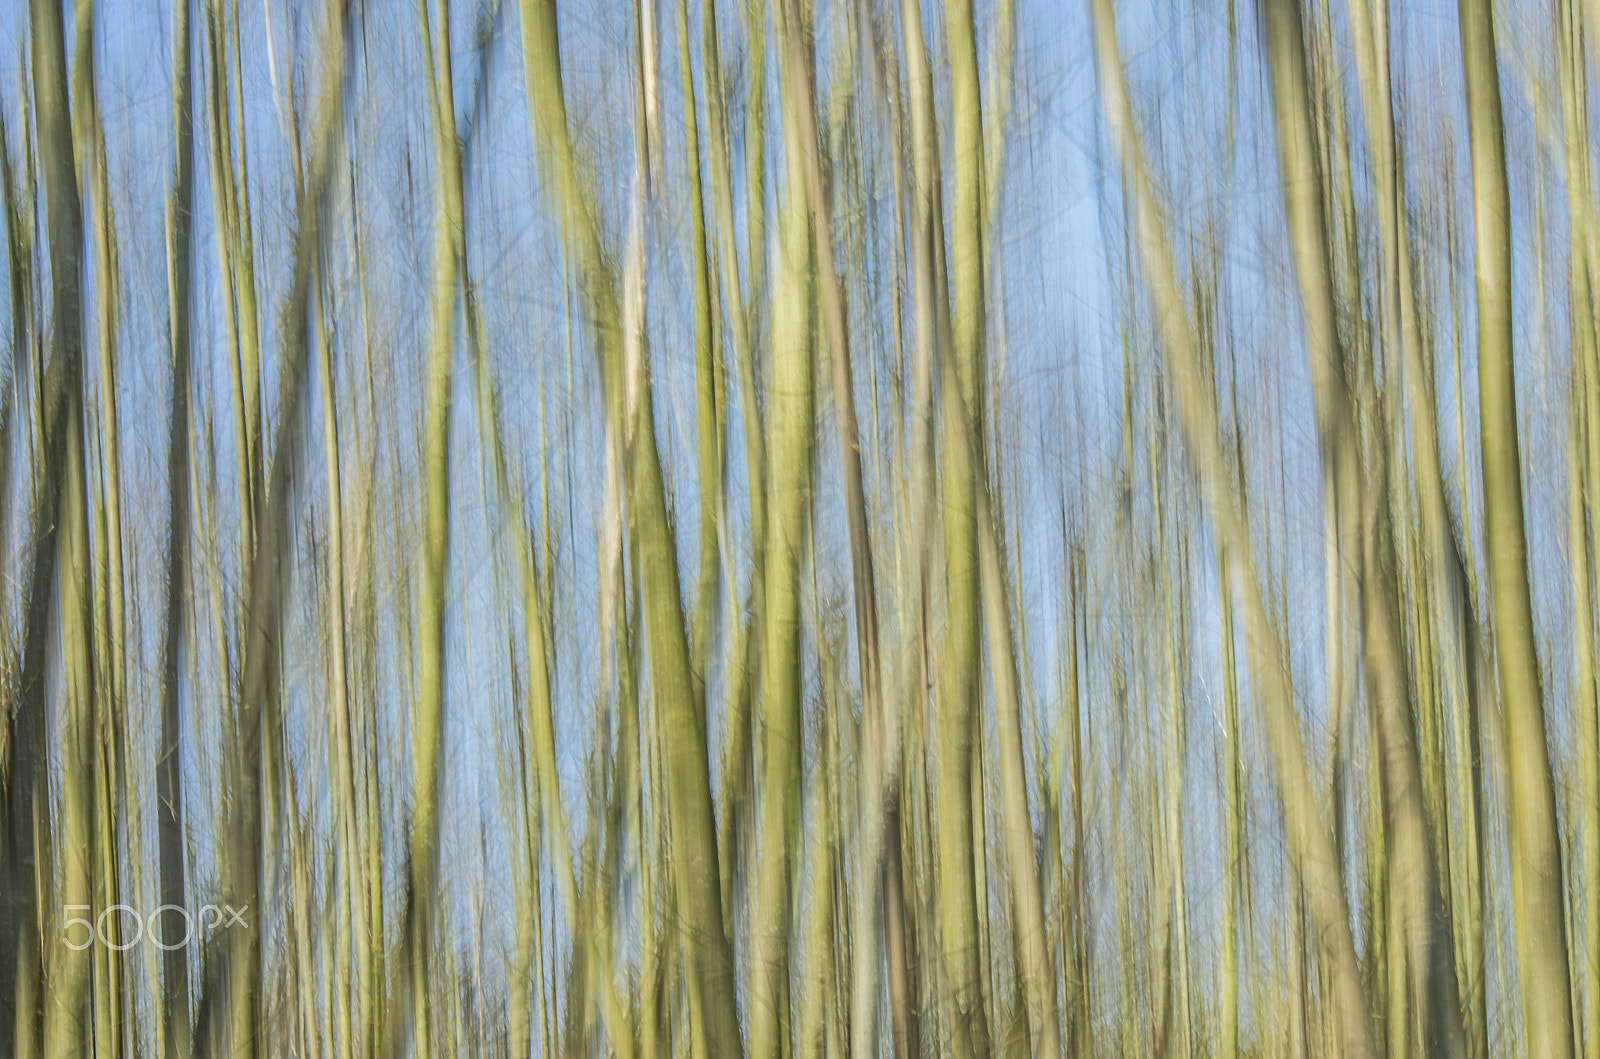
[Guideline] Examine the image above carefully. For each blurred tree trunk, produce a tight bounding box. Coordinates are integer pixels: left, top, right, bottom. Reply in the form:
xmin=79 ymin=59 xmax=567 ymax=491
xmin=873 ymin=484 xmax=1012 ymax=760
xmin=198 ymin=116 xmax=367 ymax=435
xmin=311 ymin=266 xmax=361 ymax=1059
xmin=408 ymin=0 xmax=463 ymax=1047
xmin=704 ymin=0 xmax=768 ymax=941
xmin=1457 ymin=0 xmax=1577 ymax=1053
xmin=71 ymin=4 xmax=129 ymax=1048
xmin=896 ymin=0 xmax=991 ymax=1052
xmin=4 ymin=0 xmax=89 ymax=1050
xmin=516 ymin=2 xmax=743 ymax=1051
xmin=0 ymin=98 xmax=36 ymax=1059
xmin=157 ymin=0 xmax=197 ymax=1052
xmin=750 ymin=1 xmax=817 ymax=1051
xmin=1556 ymin=3 xmax=1600 ymax=1055
xmin=773 ymin=0 xmax=918 ymax=1050
xmin=208 ymin=3 xmax=349 ymax=1051
xmin=1259 ymin=1 xmax=1466 ymax=1053
xmin=1085 ymin=1 xmax=1377 ymax=1053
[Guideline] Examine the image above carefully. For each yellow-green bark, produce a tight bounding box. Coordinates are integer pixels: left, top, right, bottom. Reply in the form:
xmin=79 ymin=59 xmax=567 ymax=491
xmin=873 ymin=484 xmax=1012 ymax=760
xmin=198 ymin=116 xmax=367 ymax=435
xmin=516 ymin=3 xmax=742 ymax=1050
xmin=1457 ymin=0 xmax=1577 ymax=1053
xmin=1085 ymin=1 xmax=1377 ymax=1053
xmin=156 ymin=0 xmax=197 ymax=1052
xmin=750 ymin=4 xmax=816 ymax=1051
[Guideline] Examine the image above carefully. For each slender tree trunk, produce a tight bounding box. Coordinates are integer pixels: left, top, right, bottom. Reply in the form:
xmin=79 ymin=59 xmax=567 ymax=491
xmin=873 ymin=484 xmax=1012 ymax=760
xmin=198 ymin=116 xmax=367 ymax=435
xmin=1085 ymin=3 xmax=1377 ymax=1053
xmin=750 ymin=3 xmax=817 ymax=1051
xmin=1457 ymin=0 xmax=1577 ymax=1053
xmin=407 ymin=1 xmax=463 ymax=1048
xmin=771 ymin=1 xmax=917 ymax=1051
xmin=157 ymin=0 xmax=197 ymax=1052
xmin=678 ymin=0 xmax=723 ymax=694
xmin=896 ymin=2 xmax=990 ymax=1052
xmin=1259 ymin=2 xmax=1466 ymax=1052
xmin=4 ymin=0 xmax=87 ymax=1049
xmin=516 ymin=4 xmax=742 ymax=1050
xmin=1556 ymin=5 xmax=1600 ymax=1055
xmin=68 ymin=9 xmax=129 ymax=1049
xmin=1220 ymin=542 xmax=1242 ymax=1059
xmin=210 ymin=5 xmax=349 ymax=1051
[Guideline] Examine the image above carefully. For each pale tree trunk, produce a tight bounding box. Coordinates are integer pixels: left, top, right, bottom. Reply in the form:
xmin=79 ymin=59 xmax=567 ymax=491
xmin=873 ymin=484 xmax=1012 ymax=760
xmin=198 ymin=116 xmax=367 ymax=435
xmin=677 ymin=0 xmax=723 ymax=695
xmin=516 ymin=2 xmax=742 ymax=1050
xmin=157 ymin=0 xmax=197 ymax=1052
xmin=1084 ymin=1 xmax=1377 ymax=1053
xmin=208 ymin=3 xmax=349 ymax=1050
xmin=1556 ymin=3 xmax=1600 ymax=1055
xmin=311 ymin=269 xmax=361 ymax=1059
xmin=407 ymin=0 xmax=463 ymax=1047
xmin=896 ymin=0 xmax=991 ymax=1052
xmin=750 ymin=1 xmax=817 ymax=1051
xmin=1457 ymin=0 xmax=1578 ymax=1053
xmin=771 ymin=0 xmax=918 ymax=1051
xmin=1260 ymin=0 xmax=1467 ymax=1053
xmin=943 ymin=1 xmax=1065 ymax=1052
xmin=701 ymin=0 xmax=768 ymax=941
xmin=70 ymin=9 xmax=129 ymax=1051
xmin=7 ymin=0 xmax=89 ymax=1051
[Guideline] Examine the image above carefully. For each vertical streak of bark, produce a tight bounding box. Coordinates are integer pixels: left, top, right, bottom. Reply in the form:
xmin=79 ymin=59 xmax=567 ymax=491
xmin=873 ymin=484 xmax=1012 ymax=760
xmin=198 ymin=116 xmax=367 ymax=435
xmin=71 ymin=8 xmax=127 ymax=1052
xmin=516 ymin=4 xmax=743 ymax=1051
xmin=1569 ymin=344 xmax=1598 ymax=1059
xmin=211 ymin=5 xmax=349 ymax=1051
xmin=897 ymin=1 xmax=990 ymax=1052
xmin=408 ymin=0 xmax=462 ymax=1047
xmin=158 ymin=0 xmax=197 ymax=1052
xmin=677 ymin=0 xmax=723 ymax=692
xmin=4 ymin=0 xmax=86 ymax=1049
xmin=0 ymin=100 xmax=36 ymax=1059
xmin=1084 ymin=2 xmax=1377 ymax=1053
xmin=311 ymin=268 xmax=361 ymax=1059
xmin=772 ymin=0 xmax=917 ymax=1051
xmin=750 ymin=2 xmax=816 ymax=1052
xmin=1556 ymin=4 xmax=1600 ymax=1054
xmin=1260 ymin=1 xmax=1466 ymax=1051
xmin=1220 ymin=542 xmax=1242 ymax=1059
xmin=1457 ymin=0 xmax=1577 ymax=1052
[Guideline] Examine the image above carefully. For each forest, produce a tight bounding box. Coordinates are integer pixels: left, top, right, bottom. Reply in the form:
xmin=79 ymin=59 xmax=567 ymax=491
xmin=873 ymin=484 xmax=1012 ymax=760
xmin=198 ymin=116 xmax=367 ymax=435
xmin=0 ymin=0 xmax=1594 ymax=1055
